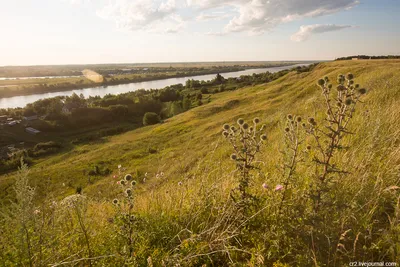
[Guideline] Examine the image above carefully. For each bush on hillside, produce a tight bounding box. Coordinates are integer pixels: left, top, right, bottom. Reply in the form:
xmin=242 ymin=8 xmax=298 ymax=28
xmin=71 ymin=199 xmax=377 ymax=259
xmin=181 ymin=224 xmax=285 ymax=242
xmin=142 ymin=112 xmax=160 ymax=126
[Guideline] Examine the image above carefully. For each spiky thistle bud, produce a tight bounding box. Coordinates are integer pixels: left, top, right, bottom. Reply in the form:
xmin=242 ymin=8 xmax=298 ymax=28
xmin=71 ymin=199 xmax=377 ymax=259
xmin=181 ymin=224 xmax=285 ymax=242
xmin=347 ymin=73 xmax=354 ymax=80
xmin=125 ymin=188 xmax=133 ymax=197
xmin=242 ymin=123 xmax=249 ymax=130
xmin=237 ymin=118 xmax=245 ymax=125
xmin=253 ymin=117 xmax=260 ymax=124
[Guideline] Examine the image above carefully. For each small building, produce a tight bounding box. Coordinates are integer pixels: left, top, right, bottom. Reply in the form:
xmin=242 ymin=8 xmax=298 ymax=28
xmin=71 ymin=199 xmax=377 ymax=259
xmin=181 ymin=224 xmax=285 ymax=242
xmin=25 ymin=127 xmax=41 ymax=135
xmin=23 ymin=115 xmax=38 ymax=121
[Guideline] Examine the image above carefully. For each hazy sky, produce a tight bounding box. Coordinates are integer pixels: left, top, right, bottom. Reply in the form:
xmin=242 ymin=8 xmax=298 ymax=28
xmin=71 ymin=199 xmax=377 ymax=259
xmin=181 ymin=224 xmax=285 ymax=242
xmin=0 ymin=0 xmax=399 ymax=65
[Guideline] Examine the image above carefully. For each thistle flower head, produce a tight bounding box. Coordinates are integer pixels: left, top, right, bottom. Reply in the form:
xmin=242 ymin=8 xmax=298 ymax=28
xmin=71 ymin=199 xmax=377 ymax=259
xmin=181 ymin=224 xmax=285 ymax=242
xmin=296 ymin=116 xmax=302 ymax=122
xmin=308 ymin=117 xmax=316 ymax=125
xmin=262 ymin=183 xmax=268 ymax=189
xmin=230 ymin=126 xmax=236 ymax=131
xmin=131 ymin=180 xmax=137 ymax=187
xmin=178 ymin=181 xmax=183 ymax=186
xmin=125 ymin=188 xmax=133 ymax=197
xmin=324 ymin=76 xmax=329 ymax=82
xmin=222 ymin=131 xmax=229 ymax=138
xmin=223 ymin=124 xmax=230 ymax=130
xmin=249 ymin=126 xmax=254 ymax=132
xmin=317 ymin=79 xmax=325 ymax=86
xmin=345 ymin=98 xmax=353 ymax=106
xmin=306 ymin=145 xmax=312 ymax=151
xmin=242 ymin=123 xmax=249 ymax=130
xmin=284 ymin=127 xmax=290 ymax=133
xmin=253 ymin=117 xmax=260 ymax=124
xmin=237 ymin=118 xmax=245 ymax=125
xmin=112 ymin=199 xmax=119 ymax=205
xmin=347 ymin=73 xmax=354 ymax=80
xmin=260 ymin=134 xmax=267 ymax=141
xmin=120 ymin=180 xmax=126 ymax=186
xmin=230 ymin=154 xmax=237 ymax=160
xmin=287 ymin=114 xmax=293 ymax=120
xmin=124 ymin=174 xmax=133 ymax=181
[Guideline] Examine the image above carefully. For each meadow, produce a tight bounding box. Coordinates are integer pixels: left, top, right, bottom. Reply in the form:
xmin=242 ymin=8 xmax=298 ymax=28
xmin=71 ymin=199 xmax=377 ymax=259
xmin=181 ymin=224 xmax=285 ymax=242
xmin=0 ymin=59 xmax=399 ymax=266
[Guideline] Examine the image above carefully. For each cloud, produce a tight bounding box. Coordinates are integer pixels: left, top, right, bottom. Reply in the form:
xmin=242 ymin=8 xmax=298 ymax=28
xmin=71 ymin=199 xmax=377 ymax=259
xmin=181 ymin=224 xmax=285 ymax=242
xmin=196 ymin=12 xmax=231 ymax=21
xmin=291 ymin=24 xmax=352 ymax=42
xmin=189 ymin=0 xmax=359 ymax=35
xmin=96 ymin=0 xmax=183 ymax=33
xmin=69 ymin=0 xmax=360 ymax=35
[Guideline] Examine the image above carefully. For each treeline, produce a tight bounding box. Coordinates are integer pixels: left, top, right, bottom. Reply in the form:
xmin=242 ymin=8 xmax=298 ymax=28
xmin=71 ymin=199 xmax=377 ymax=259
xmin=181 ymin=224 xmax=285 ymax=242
xmin=1 ymin=64 xmax=318 ymax=133
xmin=335 ymin=55 xmax=400 ymax=60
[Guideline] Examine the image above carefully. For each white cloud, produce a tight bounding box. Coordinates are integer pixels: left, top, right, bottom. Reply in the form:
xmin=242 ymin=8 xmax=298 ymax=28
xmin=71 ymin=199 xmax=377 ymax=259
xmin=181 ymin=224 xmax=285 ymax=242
xmin=196 ymin=12 xmax=231 ymax=21
xmin=291 ymin=24 xmax=352 ymax=42
xmin=76 ymin=0 xmax=360 ymax=35
xmin=189 ymin=0 xmax=359 ymax=34
xmin=96 ymin=0 xmax=183 ymax=33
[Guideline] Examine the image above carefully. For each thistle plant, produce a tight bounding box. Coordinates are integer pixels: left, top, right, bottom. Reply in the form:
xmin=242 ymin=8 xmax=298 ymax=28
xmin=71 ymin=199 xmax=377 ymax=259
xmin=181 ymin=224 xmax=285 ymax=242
xmin=222 ymin=117 xmax=267 ymax=204
xmin=305 ymin=74 xmax=367 ymax=211
xmin=278 ymin=114 xmax=307 ymax=212
xmin=112 ymin=173 xmax=138 ymax=263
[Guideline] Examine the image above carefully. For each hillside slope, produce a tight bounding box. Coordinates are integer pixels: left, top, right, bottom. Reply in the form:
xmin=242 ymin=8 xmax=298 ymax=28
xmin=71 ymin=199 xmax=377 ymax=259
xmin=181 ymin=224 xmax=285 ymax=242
xmin=1 ymin=60 xmax=399 ymax=265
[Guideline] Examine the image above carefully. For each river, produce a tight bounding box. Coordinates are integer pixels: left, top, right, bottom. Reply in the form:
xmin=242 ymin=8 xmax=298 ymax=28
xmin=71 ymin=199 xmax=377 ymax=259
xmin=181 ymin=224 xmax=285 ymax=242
xmin=0 ymin=64 xmax=308 ymax=109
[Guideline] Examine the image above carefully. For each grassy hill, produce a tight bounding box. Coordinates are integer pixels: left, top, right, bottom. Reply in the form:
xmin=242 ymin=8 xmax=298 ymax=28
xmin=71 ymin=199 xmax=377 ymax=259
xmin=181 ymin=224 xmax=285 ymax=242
xmin=1 ymin=60 xmax=399 ymax=266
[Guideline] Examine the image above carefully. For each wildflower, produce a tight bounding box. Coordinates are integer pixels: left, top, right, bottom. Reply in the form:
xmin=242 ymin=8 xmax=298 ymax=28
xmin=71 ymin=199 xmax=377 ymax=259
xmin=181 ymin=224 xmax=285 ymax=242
xmin=275 ymin=185 xmax=283 ymax=191
xmin=112 ymin=199 xmax=119 ymax=205
xmin=223 ymin=124 xmax=230 ymax=130
xmin=125 ymin=188 xmax=133 ymax=197
xmin=113 ymin=175 xmax=117 ymax=179
xmin=118 ymin=165 xmax=122 ymax=169
xmin=347 ymin=73 xmax=354 ymax=80
xmin=237 ymin=118 xmax=245 ymax=126
xmin=33 ymin=209 xmax=40 ymax=215
xmin=178 ymin=181 xmax=183 ymax=186
xmin=117 ymin=181 xmax=120 ymax=185
xmin=253 ymin=117 xmax=260 ymax=124
xmin=125 ymin=174 xmax=132 ymax=181
xmin=262 ymin=183 xmax=268 ymax=189
xmin=260 ymin=134 xmax=267 ymax=141
xmin=230 ymin=154 xmax=237 ymax=160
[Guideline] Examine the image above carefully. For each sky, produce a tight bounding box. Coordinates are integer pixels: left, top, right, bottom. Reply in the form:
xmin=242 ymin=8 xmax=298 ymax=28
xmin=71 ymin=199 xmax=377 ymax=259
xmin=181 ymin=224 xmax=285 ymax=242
xmin=0 ymin=0 xmax=399 ymax=65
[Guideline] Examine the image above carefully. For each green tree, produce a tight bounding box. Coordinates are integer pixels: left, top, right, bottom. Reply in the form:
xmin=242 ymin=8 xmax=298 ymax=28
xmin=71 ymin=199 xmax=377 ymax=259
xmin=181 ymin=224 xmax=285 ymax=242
xmin=143 ymin=112 xmax=161 ymax=126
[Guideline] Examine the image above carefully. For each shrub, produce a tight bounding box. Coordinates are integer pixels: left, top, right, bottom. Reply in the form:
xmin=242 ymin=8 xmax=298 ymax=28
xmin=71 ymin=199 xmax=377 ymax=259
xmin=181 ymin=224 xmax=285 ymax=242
xmin=142 ymin=112 xmax=160 ymax=126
